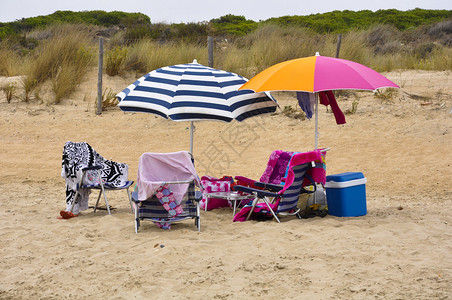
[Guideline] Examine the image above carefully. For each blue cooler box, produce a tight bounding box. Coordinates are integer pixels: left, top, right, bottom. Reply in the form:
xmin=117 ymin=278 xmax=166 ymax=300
xmin=325 ymin=172 xmax=367 ymax=217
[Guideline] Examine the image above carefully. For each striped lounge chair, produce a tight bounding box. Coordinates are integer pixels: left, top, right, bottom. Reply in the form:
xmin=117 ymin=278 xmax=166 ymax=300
xmin=233 ymin=150 xmax=323 ymax=223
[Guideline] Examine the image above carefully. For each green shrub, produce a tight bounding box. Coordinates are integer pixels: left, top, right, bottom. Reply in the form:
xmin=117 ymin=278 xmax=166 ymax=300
xmin=374 ymin=88 xmax=398 ymax=103
xmin=279 ymin=105 xmax=306 ymax=119
xmin=1 ymin=82 xmax=17 ymax=103
xmin=345 ymin=97 xmax=359 ymax=115
xmin=210 ymin=14 xmax=257 ymax=37
xmin=0 ymin=9 xmax=451 ymax=108
xmin=106 ymin=46 xmax=127 ymax=76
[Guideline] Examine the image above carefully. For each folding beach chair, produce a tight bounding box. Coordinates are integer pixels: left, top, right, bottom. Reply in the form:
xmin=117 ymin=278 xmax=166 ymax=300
xmin=233 ymin=150 xmax=324 ymax=223
xmin=61 ymin=141 xmax=134 ymax=217
xmin=235 ymin=148 xmax=328 ymax=208
xmin=132 ymin=151 xmax=202 ymax=233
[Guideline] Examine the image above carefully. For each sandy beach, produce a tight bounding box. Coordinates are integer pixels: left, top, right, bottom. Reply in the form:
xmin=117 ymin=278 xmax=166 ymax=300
xmin=0 ymin=69 xmax=451 ymax=299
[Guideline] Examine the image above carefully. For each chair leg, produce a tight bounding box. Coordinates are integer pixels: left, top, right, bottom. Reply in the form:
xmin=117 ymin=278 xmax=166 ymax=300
xmin=262 ymin=197 xmax=280 ymax=223
xmin=127 ymin=188 xmax=133 ymax=213
xmin=196 ymin=202 xmax=201 ymax=231
xmin=204 ymin=195 xmax=209 ymax=212
xmin=101 ymin=189 xmax=110 ymax=215
xmin=93 ymin=190 xmax=102 ymax=212
xmin=134 ymin=201 xmax=140 ymax=233
xmin=94 ymin=170 xmax=110 ymax=215
xmin=245 ymin=195 xmax=259 ymax=221
xmin=93 ymin=184 xmax=110 ymax=214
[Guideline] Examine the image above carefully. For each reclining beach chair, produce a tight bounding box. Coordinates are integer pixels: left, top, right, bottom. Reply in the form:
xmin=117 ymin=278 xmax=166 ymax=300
xmin=233 ymin=150 xmax=324 ymax=223
xmin=131 ymin=151 xmax=202 ymax=233
xmin=61 ymin=141 xmax=134 ymax=217
xmin=235 ymin=148 xmax=328 ymax=205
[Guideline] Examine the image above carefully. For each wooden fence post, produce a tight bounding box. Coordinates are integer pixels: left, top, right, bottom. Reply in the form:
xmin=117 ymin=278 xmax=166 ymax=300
xmin=97 ymin=37 xmax=104 ymax=115
xmin=336 ymin=34 xmax=342 ymax=58
xmin=208 ymin=36 xmax=214 ymax=68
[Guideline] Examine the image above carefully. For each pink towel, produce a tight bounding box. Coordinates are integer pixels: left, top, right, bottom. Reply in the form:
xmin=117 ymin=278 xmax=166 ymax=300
xmin=280 ymin=150 xmax=322 ymax=194
xmin=259 ymin=150 xmax=281 ymax=183
xmin=137 ymin=151 xmax=200 ymax=204
xmin=308 ymin=149 xmax=327 ymax=186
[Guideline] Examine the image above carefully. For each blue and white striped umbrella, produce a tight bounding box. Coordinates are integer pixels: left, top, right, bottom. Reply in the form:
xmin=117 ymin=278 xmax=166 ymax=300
xmin=117 ymin=60 xmax=278 ymax=153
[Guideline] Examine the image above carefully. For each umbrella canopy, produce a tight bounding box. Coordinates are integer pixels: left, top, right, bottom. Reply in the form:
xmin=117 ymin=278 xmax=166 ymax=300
xmin=239 ymin=54 xmax=399 ymax=149
xmin=239 ymin=54 xmax=399 ymax=93
xmin=117 ymin=60 xmax=278 ymax=153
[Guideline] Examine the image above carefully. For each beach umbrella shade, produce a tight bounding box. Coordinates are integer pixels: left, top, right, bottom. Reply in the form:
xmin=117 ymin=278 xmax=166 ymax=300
xmin=117 ymin=60 xmax=278 ymax=154
xmin=239 ymin=53 xmax=400 ymax=148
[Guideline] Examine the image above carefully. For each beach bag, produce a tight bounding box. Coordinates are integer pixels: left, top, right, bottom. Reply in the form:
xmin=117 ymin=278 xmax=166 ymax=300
xmin=200 ymin=175 xmax=234 ymax=210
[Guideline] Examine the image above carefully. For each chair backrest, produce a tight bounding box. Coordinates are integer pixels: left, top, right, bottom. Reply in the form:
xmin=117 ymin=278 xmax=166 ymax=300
xmin=275 ymin=162 xmax=311 ymax=213
xmin=274 ymin=150 xmax=323 ymax=213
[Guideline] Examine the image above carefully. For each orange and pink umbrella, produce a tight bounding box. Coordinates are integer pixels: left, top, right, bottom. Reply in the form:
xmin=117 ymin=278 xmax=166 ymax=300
xmin=239 ymin=54 xmax=399 ymax=148
xmin=239 ymin=54 xmax=399 ymax=93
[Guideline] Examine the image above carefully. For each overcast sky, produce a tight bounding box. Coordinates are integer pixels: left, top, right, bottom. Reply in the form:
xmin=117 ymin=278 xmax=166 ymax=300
xmin=0 ymin=0 xmax=451 ymax=23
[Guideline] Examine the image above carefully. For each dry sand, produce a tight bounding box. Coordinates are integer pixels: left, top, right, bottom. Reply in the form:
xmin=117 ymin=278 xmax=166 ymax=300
xmin=0 ymin=69 xmax=451 ymax=299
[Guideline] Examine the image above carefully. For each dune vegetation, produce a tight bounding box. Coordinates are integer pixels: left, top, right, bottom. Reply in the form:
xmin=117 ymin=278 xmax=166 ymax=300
xmin=0 ymin=9 xmax=451 ymax=103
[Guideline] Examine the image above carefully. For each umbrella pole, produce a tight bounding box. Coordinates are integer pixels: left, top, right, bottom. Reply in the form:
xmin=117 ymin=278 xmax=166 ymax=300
xmin=190 ymin=121 xmax=194 ymax=154
xmin=315 ymin=92 xmax=319 ymax=149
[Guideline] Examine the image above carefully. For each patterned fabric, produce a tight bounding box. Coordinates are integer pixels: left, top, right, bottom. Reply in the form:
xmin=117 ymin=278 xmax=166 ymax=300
xmin=259 ymin=150 xmax=294 ymax=184
xmin=259 ymin=151 xmax=280 ymax=183
xmin=135 ymin=182 xmax=198 ymax=231
xmin=271 ymin=151 xmax=294 ymax=184
xmin=200 ymin=175 xmax=233 ymax=210
xmin=61 ymin=141 xmax=129 ymax=214
xmin=155 ymin=184 xmax=183 ymax=217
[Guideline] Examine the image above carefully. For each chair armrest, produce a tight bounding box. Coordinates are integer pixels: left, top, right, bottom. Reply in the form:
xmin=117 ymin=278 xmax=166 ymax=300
xmin=254 ymin=181 xmax=284 ymax=192
xmin=233 ymin=185 xmax=282 ymax=199
xmin=131 ymin=191 xmax=139 ymax=203
xmin=194 ymin=191 xmax=203 ymax=202
xmin=82 ymin=165 xmax=102 ymax=171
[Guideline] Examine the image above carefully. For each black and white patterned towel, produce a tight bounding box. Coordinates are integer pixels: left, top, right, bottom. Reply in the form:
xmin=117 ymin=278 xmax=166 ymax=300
xmin=61 ymin=141 xmax=129 ymax=213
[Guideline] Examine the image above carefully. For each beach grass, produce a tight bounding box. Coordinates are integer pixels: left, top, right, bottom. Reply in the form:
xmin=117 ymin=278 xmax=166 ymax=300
xmin=1 ymin=22 xmax=451 ymax=102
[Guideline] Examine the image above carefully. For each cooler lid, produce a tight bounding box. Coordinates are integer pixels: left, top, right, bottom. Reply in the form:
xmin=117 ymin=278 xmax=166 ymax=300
xmin=326 ymin=172 xmax=364 ymax=182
